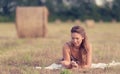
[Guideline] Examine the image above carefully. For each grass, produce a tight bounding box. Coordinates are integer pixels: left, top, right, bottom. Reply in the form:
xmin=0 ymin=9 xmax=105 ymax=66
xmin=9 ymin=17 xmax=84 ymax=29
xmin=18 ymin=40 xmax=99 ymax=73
xmin=0 ymin=22 xmax=120 ymax=74
xmin=60 ymin=69 xmax=72 ymax=74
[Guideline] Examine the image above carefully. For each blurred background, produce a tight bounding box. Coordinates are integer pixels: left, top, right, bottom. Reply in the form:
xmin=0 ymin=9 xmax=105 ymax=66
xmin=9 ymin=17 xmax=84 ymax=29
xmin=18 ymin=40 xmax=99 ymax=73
xmin=0 ymin=0 xmax=119 ymax=22
xmin=0 ymin=0 xmax=120 ymax=74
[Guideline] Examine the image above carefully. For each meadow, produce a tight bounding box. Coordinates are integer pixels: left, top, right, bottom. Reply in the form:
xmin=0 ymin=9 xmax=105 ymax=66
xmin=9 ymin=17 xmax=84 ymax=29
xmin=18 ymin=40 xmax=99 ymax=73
xmin=0 ymin=22 xmax=120 ymax=74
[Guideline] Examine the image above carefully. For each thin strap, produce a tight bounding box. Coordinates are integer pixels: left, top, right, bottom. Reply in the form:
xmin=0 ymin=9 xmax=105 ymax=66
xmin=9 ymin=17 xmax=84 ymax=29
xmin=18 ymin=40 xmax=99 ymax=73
xmin=66 ymin=42 xmax=79 ymax=61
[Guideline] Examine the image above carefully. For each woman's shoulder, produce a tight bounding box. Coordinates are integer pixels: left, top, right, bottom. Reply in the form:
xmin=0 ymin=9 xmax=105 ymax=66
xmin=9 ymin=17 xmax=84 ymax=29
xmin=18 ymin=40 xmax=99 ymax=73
xmin=63 ymin=41 xmax=72 ymax=49
xmin=62 ymin=41 xmax=72 ymax=53
xmin=64 ymin=41 xmax=72 ymax=47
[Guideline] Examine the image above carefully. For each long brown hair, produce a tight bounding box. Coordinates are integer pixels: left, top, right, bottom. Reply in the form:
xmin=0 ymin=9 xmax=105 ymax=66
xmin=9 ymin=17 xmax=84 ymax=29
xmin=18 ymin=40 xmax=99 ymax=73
xmin=71 ymin=25 xmax=89 ymax=65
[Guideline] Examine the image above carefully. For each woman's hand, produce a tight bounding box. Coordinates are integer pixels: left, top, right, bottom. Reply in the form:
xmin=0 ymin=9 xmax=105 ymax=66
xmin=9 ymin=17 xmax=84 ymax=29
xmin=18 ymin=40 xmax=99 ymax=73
xmin=71 ymin=61 xmax=79 ymax=68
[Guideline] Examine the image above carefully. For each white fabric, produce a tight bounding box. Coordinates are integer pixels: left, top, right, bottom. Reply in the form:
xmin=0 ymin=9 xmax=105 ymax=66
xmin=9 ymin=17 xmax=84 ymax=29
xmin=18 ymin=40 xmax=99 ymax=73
xmin=35 ymin=63 xmax=63 ymax=69
xmin=91 ymin=60 xmax=120 ymax=69
xmin=35 ymin=60 xmax=120 ymax=70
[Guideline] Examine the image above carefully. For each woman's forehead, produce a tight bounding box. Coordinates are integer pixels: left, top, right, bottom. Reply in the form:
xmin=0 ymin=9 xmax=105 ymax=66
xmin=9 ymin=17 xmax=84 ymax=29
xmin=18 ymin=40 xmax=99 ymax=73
xmin=71 ymin=32 xmax=82 ymax=37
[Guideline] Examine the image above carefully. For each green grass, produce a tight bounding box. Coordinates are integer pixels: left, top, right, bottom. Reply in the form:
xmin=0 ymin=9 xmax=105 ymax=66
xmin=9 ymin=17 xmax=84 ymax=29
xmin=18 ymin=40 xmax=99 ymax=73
xmin=60 ymin=69 xmax=72 ymax=74
xmin=0 ymin=22 xmax=120 ymax=74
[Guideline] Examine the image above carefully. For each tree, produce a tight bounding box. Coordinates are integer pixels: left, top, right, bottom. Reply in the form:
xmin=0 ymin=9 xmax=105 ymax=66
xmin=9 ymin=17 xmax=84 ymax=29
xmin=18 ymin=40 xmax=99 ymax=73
xmin=112 ymin=0 xmax=120 ymax=21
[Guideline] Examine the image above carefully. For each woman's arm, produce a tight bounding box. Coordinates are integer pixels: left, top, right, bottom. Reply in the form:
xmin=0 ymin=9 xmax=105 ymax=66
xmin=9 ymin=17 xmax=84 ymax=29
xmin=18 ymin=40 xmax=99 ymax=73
xmin=61 ymin=43 xmax=72 ymax=68
xmin=62 ymin=43 xmax=71 ymax=61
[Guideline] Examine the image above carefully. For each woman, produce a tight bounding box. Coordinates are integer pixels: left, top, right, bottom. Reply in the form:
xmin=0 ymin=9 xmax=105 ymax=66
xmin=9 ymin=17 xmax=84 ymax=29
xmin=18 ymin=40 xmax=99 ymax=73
xmin=60 ymin=25 xmax=92 ymax=69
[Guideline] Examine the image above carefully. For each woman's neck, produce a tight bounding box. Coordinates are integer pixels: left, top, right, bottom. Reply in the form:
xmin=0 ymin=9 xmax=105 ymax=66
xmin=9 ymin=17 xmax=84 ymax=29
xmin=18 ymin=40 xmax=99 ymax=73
xmin=74 ymin=46 xmax=79 ymax=49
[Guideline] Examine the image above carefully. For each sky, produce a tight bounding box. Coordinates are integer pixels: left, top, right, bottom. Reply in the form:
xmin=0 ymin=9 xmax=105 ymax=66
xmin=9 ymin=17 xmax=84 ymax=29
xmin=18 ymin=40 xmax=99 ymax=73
xmin=95 ymin=0 xmax=114 ymax=6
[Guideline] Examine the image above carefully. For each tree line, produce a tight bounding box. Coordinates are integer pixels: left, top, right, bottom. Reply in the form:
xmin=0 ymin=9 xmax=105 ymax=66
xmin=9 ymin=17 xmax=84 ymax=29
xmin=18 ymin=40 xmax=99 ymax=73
xmin=0 ymin=0 xmax=120 ymax=22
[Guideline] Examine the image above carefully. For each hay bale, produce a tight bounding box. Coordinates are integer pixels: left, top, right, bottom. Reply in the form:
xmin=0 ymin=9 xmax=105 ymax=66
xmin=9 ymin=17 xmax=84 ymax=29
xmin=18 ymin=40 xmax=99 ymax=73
xmin=66 ymin=19 xmax=73 ymax=23
xmin=112 ymin=19 xmax=117 ymax=23
xmin=74 ymin=19 xmax=81 ymax=25
xmin=99 ymin=20 xmax=104 ymax=23
xmin=54 ymin=19 xmax=62 ymax=25
xmin=16 ymin=6 xmax=48 ymax=38
xmin=85 ymin=20 xmax=95 ymax=27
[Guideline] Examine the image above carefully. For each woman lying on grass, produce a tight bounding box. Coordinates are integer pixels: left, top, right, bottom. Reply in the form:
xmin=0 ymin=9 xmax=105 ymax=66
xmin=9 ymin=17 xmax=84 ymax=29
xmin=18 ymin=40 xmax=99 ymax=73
xmin=60 ymin=25 xmax=92 ymax=70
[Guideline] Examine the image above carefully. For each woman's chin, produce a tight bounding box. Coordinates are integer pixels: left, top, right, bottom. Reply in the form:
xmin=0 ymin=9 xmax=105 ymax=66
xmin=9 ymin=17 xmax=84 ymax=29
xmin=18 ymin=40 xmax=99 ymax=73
xmin=74 ymin=44 xmax=79 ymax=47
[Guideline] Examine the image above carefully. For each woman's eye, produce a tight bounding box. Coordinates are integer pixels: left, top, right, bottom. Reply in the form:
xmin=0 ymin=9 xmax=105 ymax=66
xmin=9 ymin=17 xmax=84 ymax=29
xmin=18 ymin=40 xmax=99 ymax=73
xmin=76 ymin=38 xmax=79 ymax=40
xmin=72 ymin=38 xmax=74 ymax=40
xmin=72 ymin=37 xmax=79 ymax=40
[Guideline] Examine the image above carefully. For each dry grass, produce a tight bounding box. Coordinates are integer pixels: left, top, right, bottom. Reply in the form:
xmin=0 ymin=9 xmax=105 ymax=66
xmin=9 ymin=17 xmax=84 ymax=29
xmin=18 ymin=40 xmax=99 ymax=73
xmin=0 ymin=22 xmax=120 ymax=74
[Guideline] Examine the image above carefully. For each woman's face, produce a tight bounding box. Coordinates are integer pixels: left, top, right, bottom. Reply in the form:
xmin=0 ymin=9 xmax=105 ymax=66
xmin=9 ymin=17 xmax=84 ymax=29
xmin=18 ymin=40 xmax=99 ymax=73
xmin=71 ymin=32 xmax=84 ymax=47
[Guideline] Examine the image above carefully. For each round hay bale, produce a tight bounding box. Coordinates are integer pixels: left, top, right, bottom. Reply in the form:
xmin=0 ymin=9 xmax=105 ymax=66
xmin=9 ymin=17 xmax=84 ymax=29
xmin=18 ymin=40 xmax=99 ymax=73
xmin=55 ymin=19 xmax=62 ymax=25
xmin=74 ymin=19 xmax=81 ymax=25
xmin=16 ymin=6 xmax=48 ymax=38
xmin=66 ymin=19 xmax=73 ymax=24
xmin=112 ymin=19 xmax=117 ymax=23
xmin=99 ymin=20 xmax=104 ymax=23
xmin=85 ymin=20 xmax=95 ymax=27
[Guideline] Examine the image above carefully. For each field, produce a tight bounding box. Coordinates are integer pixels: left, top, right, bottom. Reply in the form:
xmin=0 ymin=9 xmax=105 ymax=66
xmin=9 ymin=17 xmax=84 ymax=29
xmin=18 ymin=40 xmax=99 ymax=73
xmin=0 ymin=22 xmax=120 ymax=74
